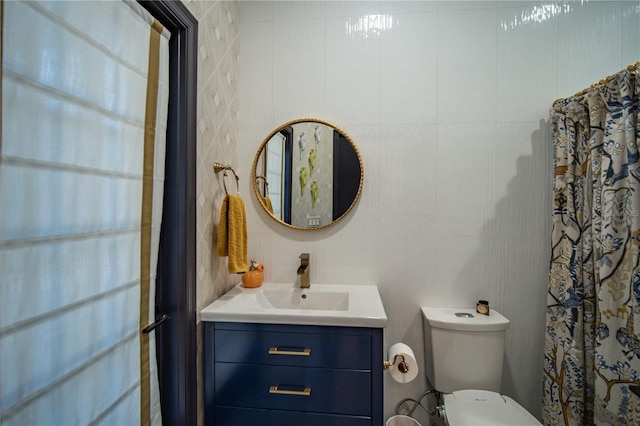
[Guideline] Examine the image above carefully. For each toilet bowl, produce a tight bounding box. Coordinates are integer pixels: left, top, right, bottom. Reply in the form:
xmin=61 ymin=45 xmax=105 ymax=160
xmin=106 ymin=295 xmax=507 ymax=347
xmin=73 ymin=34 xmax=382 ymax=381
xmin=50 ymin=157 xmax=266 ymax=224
xmin=443 ymin=390 xmax=539 ymax=425
xmin=421 ymin=307 xmax=541 ymax=426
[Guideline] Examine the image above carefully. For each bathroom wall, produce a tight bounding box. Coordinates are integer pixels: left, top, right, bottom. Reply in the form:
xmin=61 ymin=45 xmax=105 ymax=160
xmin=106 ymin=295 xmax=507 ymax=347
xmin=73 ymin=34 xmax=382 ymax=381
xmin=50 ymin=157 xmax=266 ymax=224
xmin=180 ymin=1 xmax=240 ymax=424
xmin=236 ymin=1 xmax=640 ymax=424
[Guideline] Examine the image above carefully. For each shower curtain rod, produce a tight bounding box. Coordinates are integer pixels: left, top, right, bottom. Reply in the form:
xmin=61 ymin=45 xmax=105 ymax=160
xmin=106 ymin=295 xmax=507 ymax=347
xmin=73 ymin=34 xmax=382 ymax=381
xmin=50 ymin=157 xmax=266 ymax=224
xmin=560 ymin=61 xmax=639 ymax=102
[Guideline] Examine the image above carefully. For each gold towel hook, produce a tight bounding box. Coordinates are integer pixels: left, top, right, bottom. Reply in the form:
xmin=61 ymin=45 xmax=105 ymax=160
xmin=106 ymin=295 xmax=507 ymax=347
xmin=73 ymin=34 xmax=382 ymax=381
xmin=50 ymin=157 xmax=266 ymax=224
xmin=255 ymin=175 xmax=269 ymax=197
xmin=213 ymin=162 xmax=240 ymax=195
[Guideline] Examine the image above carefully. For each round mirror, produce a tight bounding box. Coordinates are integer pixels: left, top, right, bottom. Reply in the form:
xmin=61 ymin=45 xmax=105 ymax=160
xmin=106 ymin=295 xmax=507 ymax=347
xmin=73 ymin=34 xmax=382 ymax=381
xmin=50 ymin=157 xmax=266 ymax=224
xmin=251 ymin=118 xmax=363 ymax=230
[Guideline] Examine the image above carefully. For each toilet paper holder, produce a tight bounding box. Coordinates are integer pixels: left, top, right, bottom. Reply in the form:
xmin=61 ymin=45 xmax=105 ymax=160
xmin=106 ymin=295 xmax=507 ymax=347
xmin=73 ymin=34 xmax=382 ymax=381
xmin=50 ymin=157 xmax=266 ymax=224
xmin=383 ymin=354 xmax=410 ymax=373
xmin=384 ymin=343 xmax=418 ymax=383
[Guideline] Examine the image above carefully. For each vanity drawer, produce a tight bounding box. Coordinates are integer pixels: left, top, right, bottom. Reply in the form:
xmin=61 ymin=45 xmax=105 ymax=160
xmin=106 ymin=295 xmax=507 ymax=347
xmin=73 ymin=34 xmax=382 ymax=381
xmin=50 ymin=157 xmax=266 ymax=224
xmin=214 ymin=328 xmax=372 ymax=369
xmin=213 ymin=406 xmax=371 ymax=426
xmin=214 ymin=363 xmax=371 ymax=416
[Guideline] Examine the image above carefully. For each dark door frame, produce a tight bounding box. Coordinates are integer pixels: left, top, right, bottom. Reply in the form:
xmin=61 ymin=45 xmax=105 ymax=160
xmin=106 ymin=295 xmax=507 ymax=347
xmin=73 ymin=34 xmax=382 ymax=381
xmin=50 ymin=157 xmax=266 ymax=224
xmin=138 ymin=2 xmax=197 ymax=425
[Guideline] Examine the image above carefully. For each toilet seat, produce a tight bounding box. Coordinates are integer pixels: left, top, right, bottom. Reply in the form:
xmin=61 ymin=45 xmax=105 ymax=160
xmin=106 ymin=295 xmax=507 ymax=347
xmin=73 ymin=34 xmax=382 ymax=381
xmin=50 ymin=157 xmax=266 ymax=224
xmin=443 ymin=390 xmax=541 ymax=426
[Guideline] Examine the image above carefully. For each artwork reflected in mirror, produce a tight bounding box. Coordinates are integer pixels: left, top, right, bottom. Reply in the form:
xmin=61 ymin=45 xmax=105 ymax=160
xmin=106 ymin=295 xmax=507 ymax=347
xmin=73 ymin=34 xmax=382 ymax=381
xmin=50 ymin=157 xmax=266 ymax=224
xmin=252 ymin=119 xmax=363 ymax=230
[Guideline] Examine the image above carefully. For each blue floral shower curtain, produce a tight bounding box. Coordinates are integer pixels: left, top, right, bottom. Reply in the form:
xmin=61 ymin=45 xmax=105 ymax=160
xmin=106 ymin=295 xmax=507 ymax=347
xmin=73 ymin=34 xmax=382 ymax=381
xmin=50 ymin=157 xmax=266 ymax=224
xmin=543 ymin=63 xmax=640 ymax=425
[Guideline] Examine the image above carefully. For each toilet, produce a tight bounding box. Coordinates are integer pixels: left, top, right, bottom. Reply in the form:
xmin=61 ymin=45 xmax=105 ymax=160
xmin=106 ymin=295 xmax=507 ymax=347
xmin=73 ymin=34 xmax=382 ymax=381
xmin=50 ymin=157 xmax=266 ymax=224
xmin=421 ymin=307 xmax=541 ymax=426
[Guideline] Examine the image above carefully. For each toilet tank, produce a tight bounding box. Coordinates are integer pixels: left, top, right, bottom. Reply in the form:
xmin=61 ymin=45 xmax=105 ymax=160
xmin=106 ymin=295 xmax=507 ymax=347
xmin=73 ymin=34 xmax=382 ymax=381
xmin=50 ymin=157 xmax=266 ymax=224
xmin=421 ymin=307 xmax=510 ymax=394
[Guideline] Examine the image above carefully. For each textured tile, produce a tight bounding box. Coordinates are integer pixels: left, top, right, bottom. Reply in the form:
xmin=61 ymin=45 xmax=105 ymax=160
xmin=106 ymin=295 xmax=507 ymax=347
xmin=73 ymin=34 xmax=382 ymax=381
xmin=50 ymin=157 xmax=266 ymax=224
xmin=325 ymin=16 xmax=381 ymax=125
xmin=271 ymin=18 xmax=327 ymax=119
xmin=437 ymin=7 xmax=497 ymax=123
xmin=436 ymin=123 xmax=498 ymax=237
xmin=621 ymin=1 xmax=640 ymax=65
xmin=497 ymin=4 xmax=559 ymax=122
xmin=238 ymin=0 xmax=273 ymax=23
xmin=237 ymin=20 xmax=273 ymax=127
xmin=556 ymin=1 xmax=623 ymax=96
xmin=192 ymin=2 xmax=241 ymax=423
xmin=272 ymin=0 xmax=327 ymax=20
xmin=380 ymin=11 xmax=438 ymax=124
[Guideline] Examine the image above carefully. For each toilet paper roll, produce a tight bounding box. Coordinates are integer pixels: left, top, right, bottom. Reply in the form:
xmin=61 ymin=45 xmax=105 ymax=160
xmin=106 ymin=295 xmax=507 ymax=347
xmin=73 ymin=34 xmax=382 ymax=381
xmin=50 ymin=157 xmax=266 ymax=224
xmin=388 ymin=342 xmax=418 ymax=383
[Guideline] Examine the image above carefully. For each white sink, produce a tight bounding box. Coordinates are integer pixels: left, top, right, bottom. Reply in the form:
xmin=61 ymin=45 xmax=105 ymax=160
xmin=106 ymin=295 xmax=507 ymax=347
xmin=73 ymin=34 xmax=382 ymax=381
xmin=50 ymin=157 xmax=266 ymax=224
xmin=259 ymin=289 xmax=349 ymax=311
xmin=200 ymin=282 xmax=387 ymax=327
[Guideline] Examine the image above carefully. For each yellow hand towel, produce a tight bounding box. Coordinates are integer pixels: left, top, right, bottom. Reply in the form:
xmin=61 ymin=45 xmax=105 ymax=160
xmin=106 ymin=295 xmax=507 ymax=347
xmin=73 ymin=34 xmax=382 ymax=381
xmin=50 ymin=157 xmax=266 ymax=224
xmin=216 ymin=194 xmax=248 ymax=273
xmin=262 ymin=196 xmax=274 ymax=214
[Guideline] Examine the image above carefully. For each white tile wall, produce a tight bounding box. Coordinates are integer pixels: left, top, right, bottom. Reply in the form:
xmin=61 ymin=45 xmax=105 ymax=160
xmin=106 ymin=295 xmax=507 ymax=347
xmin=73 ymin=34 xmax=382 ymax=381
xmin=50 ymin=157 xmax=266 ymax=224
xmin=380 ymin=13 xmax=438 ymax=124
xmin=438 ymin=7 xmax=498 ymax=123
xmin=497 ymin=5 xmax=559 ymax=122
xmin=232 ymin=1 xmax=640 ymax=424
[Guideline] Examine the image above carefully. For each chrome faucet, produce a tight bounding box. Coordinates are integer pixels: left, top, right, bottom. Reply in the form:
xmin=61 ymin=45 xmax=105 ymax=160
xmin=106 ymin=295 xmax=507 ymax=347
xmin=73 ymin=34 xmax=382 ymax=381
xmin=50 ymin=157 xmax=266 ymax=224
xmin=297 ymin=253 xmax=310 ymax=288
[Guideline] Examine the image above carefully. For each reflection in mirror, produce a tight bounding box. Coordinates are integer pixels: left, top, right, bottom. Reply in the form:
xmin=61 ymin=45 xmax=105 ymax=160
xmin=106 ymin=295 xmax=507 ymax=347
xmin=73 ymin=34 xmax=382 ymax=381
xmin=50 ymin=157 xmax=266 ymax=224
xmin=252 ymin=119 xmax=363 ymax=230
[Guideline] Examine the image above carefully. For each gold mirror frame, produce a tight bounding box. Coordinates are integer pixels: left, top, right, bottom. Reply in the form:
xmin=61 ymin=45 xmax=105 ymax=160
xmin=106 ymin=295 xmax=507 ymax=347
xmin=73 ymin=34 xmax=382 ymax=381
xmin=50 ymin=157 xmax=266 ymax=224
xmin=251 ymin=118 xmax=364 ymax=231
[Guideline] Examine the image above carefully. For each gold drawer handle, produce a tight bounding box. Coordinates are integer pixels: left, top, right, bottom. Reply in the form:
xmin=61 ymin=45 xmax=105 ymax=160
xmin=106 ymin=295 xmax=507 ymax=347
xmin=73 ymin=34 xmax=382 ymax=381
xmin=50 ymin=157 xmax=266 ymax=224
xmin=269 ymin=385 xmax=311 ymax=396
xmin=268 ymin=347 xmax=311 ymax=356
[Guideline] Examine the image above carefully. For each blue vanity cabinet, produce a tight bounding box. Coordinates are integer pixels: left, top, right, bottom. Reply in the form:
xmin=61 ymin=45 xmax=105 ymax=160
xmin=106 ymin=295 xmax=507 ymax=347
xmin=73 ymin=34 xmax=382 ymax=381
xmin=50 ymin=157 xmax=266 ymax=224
xmin=204 ymin=322 xmax=383 ymax=426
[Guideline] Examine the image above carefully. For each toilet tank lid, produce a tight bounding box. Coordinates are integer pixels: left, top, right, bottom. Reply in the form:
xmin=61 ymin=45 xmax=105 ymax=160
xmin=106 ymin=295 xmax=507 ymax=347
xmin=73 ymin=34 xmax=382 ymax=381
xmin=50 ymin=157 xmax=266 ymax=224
xmin=421 ymin=307 xmax=510 ymax=332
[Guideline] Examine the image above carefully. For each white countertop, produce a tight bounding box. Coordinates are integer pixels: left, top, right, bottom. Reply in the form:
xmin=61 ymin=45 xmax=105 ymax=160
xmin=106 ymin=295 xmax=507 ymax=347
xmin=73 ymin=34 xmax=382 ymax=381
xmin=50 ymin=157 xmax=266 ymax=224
xmin=200 ymin=282 xmax=388 ymax=328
